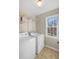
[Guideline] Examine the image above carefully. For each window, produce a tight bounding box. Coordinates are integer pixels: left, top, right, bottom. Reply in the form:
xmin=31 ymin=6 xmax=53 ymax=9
xmin=46 ymin=14 xmax=58 ymax=37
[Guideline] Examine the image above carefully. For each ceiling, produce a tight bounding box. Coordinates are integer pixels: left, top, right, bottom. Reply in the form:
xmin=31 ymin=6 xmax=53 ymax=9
xmin=19 ymin=0 xmax=59 ymax=17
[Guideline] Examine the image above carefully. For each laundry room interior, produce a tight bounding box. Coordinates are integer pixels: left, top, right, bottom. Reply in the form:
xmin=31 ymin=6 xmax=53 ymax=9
xmin=19 ymin=0 xmax=59 ymax=59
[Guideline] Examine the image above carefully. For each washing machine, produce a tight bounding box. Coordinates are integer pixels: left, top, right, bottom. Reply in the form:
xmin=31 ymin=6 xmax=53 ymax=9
xmin=19 ymin=32 xmax=36 ymax=59
xmin=30 ymin=32 xmax=44 ymax=55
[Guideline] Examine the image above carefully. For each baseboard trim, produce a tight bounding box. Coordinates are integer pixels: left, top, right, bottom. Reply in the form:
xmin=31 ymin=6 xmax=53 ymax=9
xmin=45 ymin=45 xmax=59 ymax=52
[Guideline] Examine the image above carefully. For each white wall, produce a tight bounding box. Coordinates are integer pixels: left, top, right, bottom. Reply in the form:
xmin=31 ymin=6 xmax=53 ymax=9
xmin=35 ymin=8 xmax=59 ymax=51
xmin=19 ymin=16 xmax=36 ymax=32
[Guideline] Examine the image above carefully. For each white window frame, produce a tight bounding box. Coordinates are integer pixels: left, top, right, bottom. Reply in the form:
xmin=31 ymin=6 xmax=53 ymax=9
xmin=45 ymin=14 xmax=59 ymax=39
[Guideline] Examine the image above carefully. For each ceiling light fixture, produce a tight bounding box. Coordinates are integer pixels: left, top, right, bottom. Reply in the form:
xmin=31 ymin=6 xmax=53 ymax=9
xmin=36 ymin=0 xmax=43 ymax=7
